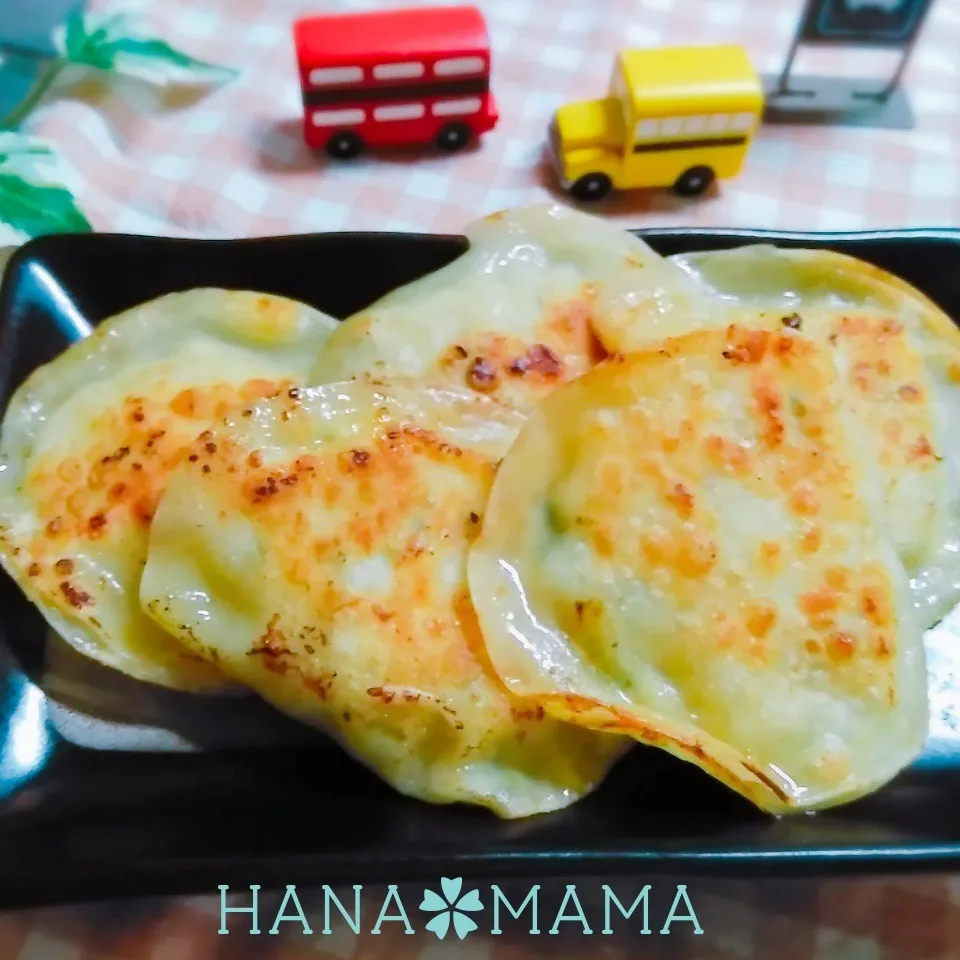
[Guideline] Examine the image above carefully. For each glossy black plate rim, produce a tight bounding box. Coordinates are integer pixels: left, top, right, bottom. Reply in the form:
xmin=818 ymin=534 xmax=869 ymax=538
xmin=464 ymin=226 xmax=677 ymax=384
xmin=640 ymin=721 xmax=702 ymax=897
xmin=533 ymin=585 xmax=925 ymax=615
xmin=1 ymin=224 xmax=960 ymax=911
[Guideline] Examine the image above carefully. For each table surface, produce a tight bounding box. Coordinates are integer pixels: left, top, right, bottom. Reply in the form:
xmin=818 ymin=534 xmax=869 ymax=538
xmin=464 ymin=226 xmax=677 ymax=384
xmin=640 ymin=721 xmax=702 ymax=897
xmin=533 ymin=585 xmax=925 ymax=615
xmin=22 ymin=0 xmax=960 ymax=238
xmin=4 ymin=0 xmax=960 ymax=956
xmin=1 ymin=877 xmax=959 ymax=959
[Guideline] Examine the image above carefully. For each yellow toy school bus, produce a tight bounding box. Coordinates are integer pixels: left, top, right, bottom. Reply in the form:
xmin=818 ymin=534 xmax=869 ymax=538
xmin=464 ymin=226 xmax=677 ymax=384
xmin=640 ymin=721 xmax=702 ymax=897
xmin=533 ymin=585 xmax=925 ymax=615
xmin=549 ymin=44 xmax=764 ymax=201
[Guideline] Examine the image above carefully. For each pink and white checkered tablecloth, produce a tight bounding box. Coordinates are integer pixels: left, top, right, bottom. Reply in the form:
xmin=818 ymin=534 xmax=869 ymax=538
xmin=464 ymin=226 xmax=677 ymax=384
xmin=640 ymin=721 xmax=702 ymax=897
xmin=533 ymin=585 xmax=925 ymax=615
xmin=1 ymin=876 xmax=960 ymax=959
xmin=24 ymin=0 xmax=960 ymax=238
xmin=5 ymin=1 xmax=960 ymax=958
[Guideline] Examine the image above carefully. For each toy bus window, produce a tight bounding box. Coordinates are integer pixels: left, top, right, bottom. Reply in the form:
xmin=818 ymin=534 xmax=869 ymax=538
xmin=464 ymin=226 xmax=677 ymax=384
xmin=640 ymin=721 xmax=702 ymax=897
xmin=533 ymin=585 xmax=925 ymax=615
xmin=434 ymin=56 xmax=485 ymax=77
xmin=660 ymin=116 xmax=683 ymax=137
xmin=309 ymin=66 xmax=363 ymax=86
xmin=635 ymin=118 xmax=658 ymax=140
xmin=707 ymin=114 xmax=729 ymax=133
xmin=312 ymin=108 xmax=366 ymax=126
xmin=432 ymin=97 xmax=482 ymax=116
xmin=374 ymin=62 xmax=425 ymax=80
xmin=683 ymin=115 xmax=709 ymax=135
xmin=729 ymin=112 xmax=755 ymax=132
xmin=374 ymin=103 xmax=426 ymax=121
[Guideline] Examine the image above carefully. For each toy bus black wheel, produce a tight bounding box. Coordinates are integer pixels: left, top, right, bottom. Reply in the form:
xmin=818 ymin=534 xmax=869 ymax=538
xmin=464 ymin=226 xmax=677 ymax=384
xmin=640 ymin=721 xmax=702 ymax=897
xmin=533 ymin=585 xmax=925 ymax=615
xmin=436 ymin=122 xmax=472 ymax=151
xmin=570 ymin=173 xmax=612 ymax=201
xmin=326 ymin=131 xmax=364 ymax=160
xmin=674 ymin=166 xmax=715 ymax=197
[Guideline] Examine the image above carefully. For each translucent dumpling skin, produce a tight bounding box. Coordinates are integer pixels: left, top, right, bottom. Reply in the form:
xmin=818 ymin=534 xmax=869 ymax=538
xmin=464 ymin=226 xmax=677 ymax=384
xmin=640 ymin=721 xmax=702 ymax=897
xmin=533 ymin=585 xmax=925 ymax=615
xmin=668 ymin=245 xmax=960 ymax=625
xmin=140 ymin=378 xmax=626 ymax=817
xmin=310 ymin=203 xmax=705 ymax=414
xmin=469 ymin=326 xmax=929 ymax=814
xmin=0 ymin=290 xmax=339 ymax=691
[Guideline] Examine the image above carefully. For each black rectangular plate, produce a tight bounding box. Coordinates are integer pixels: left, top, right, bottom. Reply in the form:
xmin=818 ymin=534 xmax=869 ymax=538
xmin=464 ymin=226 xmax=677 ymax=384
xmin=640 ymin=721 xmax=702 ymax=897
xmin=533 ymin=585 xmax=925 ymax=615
xmin=2 ymin=226 xmax=960 ymax=910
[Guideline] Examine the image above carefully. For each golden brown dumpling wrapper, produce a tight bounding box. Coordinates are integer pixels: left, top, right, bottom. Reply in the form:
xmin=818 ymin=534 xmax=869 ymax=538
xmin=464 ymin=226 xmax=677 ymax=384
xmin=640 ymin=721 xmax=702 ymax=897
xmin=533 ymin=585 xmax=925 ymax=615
xmin=140 ymin=378 xmax=625 ymax=816
xmin=0 ymin=290 xmax=338 ymax=691
xmin=310 ymin=203 xmax=704 ymax=413
xmin=663 ymin=245 xmax=960 ymax=625
xmin=469 ymin=326 xmax=928 ymax=813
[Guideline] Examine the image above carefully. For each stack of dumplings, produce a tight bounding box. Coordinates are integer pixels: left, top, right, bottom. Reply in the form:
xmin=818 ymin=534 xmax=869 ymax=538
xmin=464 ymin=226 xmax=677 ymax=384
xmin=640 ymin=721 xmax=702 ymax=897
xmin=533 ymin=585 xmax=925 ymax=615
xmin=1 ymin=205 xmax=952 ymax=817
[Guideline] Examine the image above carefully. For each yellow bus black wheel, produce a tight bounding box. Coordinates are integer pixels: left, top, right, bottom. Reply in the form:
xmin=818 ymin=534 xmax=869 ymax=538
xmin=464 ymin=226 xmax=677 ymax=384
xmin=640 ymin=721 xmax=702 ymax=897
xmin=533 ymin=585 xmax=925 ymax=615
xmin=674 ymin=166 xmax=715 ymax=197
xmin=570 ymin=173 xmax=612 ymax=201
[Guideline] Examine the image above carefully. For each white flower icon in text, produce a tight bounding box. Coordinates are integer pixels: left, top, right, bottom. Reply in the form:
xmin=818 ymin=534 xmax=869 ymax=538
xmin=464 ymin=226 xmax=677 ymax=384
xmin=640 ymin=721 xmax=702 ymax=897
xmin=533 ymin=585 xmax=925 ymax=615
xmin=420 ymin=877 xmax=483 ymax=940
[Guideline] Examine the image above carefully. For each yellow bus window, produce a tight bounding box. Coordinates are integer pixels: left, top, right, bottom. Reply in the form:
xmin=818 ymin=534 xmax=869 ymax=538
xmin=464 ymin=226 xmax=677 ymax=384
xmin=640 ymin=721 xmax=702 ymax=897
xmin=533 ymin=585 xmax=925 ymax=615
xmin=635 ymin=118 xmax=658 ymax=140
xmin=660 ymin=117 xmax=683 ymax=137
xmin=730 ymin=112 xmax=755 ymax=131
xmin=683 ymin=116 xmax=709 ymax=134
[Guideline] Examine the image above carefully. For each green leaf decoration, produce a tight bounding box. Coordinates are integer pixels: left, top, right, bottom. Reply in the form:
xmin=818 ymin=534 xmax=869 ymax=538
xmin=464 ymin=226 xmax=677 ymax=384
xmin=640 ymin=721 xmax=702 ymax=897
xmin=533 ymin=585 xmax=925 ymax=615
xmin=0 ymin=132 xmax=91 ymax=238
xmin=0 ymin=9 xmax=239 ymax=239
xmin=55 ymin=10 xmax=240 ymax=86
xmin=0 ymin=174 xmax=91 ymax=237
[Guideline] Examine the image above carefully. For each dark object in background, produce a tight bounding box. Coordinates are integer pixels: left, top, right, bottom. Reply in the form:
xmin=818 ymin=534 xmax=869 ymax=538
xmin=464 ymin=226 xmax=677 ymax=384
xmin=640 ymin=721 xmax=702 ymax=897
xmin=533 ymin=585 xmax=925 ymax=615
xmin=0 ymin=0 xmax=83 ymax=120
xmin=0 ymin=0 xmax=84 ymax=124
xmin=0 ymin=227 xmax=959 ymax=910
xmin=799 ymin=0 xmax=936 ymax=45
xmin=0 ymin=0 xmax=83 ymax=57
xmin=763 ymin=0 xmax=939 ymax=129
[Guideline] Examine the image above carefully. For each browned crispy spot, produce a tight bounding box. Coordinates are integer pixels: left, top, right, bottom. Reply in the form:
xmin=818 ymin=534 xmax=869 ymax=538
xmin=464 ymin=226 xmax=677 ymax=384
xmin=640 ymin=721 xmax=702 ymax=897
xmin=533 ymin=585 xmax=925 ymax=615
xmin=88 ymin=513 xmax=108 ymax=537
xmin=908 ymin=435 xmax=937 ymax=462
xmin=60 ymin=581 xmax=92 ymax=608
xmin=101 ymin=446 xmax=130 ymax=465
xmin=827 ymin=631 xmax=857 ymax=662
xmin=466 ymin=357 xmax=499 ymax=392
xmin=897 ymin=384 xmax=922 ymax=403
xmin=508 ymin=343 xmax=563 ymax=378
xmin=367 ymin=686 xmax=396 ymax=704
xmin=548 ymin=693 xmax=793 ymax=806
xmin=511 ymin=704 xmax=546 ymax=722
xmin=861 ymin=587 xmax=891 ymax=627
xmin=665 ymin=482 xmax=694 ymax=519
xmin=752 ymin=380 xmax=784 ymax=449
xmin=722 ymin=327 xmax=769 ymax=365
xmin=304 ymin=673 xmax=335 ymax=700
xmin=745 ymin=605 xmax=777 ymax=639
xmin=248 ymin=614 xmax=291 ymax=674
xmin=740 ymin=760 xmax=792 ymax=803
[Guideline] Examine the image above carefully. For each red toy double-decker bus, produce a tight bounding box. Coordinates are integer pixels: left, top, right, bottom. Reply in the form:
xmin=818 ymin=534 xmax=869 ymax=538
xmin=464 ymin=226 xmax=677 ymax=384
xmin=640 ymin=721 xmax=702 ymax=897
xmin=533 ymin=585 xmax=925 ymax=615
xmin=293 ymin=5 xmax=499 ymax=158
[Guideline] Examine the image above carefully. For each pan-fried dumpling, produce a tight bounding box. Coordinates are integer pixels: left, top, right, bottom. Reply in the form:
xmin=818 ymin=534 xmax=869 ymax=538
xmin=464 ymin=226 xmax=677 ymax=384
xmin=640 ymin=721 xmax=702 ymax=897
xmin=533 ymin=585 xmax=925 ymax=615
xmin=0 ymin=290 xmax=339 ymax=691
xmin=309 ymin=203 xmax=705 ymax=411
xmin=468 ymin=326 xmax=928 ymax=814
xmin=140 ymin=378 xmax=625 ymax=816
xmin=665 ymin=245 xmax=960 ymax=625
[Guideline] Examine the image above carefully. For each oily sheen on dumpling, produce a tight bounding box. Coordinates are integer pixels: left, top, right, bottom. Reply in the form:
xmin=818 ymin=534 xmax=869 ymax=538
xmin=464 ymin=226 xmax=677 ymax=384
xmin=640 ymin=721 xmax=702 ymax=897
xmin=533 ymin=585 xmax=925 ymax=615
xmin=668 ymin=245 xmax=960 ymax=625
xmin=468 ymin=326 xmax=928 ymax=814
xmin=0 ymin=290 xmax=338 ymax=691
xmin=309 ymin=203 xmax=704 ymax=412
xmin=139 ymin=378 xmax=624 ymax=817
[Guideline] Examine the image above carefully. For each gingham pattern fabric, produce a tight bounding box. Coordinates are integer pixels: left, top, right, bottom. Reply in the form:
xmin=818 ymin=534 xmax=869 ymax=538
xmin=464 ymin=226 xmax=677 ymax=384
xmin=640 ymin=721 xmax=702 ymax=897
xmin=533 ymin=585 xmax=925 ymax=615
xmin=1 ymin=876 xmax=960 ymax=959
xmin=3 ymin=0 xmax=960 ymax=956
xmin=24 ymin=0 xmax=960 ymax=237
